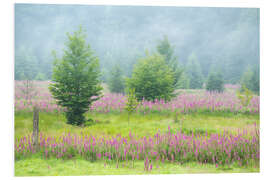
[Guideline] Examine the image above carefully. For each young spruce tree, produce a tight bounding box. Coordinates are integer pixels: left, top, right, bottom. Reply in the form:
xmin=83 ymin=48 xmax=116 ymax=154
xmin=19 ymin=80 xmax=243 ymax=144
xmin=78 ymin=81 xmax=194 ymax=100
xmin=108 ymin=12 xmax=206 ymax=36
xmin=49 ymin=27 xmax=102 ymax=126
xmin=206 ymin=72 xmax=225 ymax=93
xmin=186 ymin=53 xmax=204 ymax=89
xmin=125 ymin=88 xmax=139 ymax=126
xmin=156 ymin=35 xmax=183 ymax=90
xmin=108 ymin=64 xmax=125 ymax=94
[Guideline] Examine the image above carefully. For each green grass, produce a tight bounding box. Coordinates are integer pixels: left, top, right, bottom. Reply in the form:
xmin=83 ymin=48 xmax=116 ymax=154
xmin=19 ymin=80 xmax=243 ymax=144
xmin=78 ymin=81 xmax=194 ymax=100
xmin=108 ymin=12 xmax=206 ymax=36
xmin=14 ymin=110 xmax=259 ymax=176
xmin=15 ymin=111 xmax=259 ymax=139
xmin=15 ymin=156 xmax=259 ymax=176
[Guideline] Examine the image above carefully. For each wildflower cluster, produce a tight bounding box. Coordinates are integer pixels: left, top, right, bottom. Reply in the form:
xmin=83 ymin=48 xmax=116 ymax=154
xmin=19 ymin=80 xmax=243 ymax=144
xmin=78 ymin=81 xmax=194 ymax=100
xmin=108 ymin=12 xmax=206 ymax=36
xmin=15 ymin=124 xmax=259 ymax=171
xmin=15 ymin=81 xmax=259 ymax=114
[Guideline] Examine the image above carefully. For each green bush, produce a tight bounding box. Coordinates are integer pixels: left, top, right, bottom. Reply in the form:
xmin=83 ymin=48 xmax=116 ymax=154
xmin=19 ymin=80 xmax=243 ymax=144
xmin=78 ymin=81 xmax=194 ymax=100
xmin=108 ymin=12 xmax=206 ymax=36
xmin=125 ymin=88 xmax=139 ymax=125
xmin=240 ymin=66 xmax=259 ymax=94
xmin=126 ymin=53 xmax=174 ymax=101
xmin=236 ymin=86 xmax=253 ymax=108
xmin=206 ymin=72 xmax=225 ymax=93
xmin=84 ymin=118 xmax=95 ymax=127
xmin=49 ymin=27 xmax=102 ymax=126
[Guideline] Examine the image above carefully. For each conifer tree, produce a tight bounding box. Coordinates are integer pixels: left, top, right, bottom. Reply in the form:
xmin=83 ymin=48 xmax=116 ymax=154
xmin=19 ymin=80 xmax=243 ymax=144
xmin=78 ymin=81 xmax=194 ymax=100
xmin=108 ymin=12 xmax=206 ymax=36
xmin=49 ymin=27 xmax=102 ymax=126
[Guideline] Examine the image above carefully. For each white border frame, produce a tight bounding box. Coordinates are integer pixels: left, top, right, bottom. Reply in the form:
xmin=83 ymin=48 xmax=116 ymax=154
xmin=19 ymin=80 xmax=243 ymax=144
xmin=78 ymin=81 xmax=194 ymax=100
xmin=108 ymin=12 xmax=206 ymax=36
xmin=1 ymin=0 xmax=269 ymax=180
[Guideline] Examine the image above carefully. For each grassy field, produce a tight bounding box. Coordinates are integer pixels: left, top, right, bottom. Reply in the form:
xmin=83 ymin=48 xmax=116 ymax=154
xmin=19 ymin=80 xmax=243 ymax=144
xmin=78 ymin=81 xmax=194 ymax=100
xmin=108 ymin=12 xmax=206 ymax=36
xmin=14 ymin=111 xmax=259 ymax=176
xmin=15 ymin=156 xmax=259 ymax=176
xmin=15 ymin=111 xmax=259 ymax=138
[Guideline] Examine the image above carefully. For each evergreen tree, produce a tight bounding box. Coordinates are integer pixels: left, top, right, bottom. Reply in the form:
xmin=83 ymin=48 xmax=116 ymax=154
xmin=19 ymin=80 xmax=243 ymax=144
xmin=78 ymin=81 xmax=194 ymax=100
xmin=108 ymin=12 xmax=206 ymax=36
xmin=240 ymin=66 xmax=253 ymax=91
xmin=178 ymin=70 xmax=190 ymax=89
xmin=240 ymin=66 xmax=260 ymax=94
xmin=15 ymin=46 xmax=38 ymax=80
xmin=156 ymin=35 xmax=183 ymax=89
xmin=206 ymin=72 xmax=225 ymax=93
xmin=125 ymin=88 xmax=139 ymax=125
xmin=250 ymin=67 xmax=259 ymax=94
xmin=108 ymin=64 xmax=125 ymax=94
xmin=49 ymin=27 xmax=102 ymax=126
xmin=186 ymin=53 xmax=204 ymax=89
xmin=126 ymin=53 xmax=174 ymax=101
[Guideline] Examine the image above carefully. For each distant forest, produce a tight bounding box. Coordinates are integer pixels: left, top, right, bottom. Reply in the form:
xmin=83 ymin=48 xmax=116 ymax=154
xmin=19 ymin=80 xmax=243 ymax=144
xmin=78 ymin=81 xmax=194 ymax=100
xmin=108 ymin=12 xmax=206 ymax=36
xmin=15 ymin=4 xmax=260 ymax=84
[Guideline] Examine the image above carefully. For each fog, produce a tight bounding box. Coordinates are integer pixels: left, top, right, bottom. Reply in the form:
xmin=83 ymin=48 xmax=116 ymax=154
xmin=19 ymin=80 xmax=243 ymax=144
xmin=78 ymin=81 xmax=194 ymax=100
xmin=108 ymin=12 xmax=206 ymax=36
xmin=15 ymin=4 xmax=259 ymax=83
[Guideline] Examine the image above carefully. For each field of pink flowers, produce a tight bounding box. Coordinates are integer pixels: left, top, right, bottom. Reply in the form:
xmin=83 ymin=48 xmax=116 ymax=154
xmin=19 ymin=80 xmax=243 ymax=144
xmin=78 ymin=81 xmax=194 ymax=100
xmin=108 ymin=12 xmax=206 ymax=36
xmin=14 ymin=81 xmax=260 ymax=173
xmin=15 ymin=124 xmax=259 ymax=171
xmin=14 ymin=81 xmax=259 ymax=114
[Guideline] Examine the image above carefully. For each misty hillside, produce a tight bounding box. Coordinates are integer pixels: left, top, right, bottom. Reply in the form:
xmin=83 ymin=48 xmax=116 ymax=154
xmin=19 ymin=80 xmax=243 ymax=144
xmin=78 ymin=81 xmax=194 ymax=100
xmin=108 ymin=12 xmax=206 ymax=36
xmin=15 ymin=4 xmax=259 ymax=84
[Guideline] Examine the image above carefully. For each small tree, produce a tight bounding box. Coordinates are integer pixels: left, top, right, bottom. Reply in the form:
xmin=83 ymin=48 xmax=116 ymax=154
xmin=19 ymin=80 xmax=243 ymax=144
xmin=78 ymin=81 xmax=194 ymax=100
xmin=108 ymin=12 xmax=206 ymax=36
xmin=240 ymin=66 xmax=253 ymax=91
xmin=206 ymin=72 xmax=224 ymax=93
xmin=125 ymin=88 xmax=139 ymax=125
xmin=126 ymin=53 xmax=174 ymax=101
xmin=186 ymin=53 xmax=204 ymax=89
xmin=250 ymin=67 xmax=259 ymax=94
xmin=49 ymin=27 xmax=102 ymax=126
xmin=241 ymin=66 xmax=260 ymax=95
xmin=156 ymin=36 xmax=183 ymax=90
xmin=178 ymin=70 xmax=190 ymax=89
xmin=108 ymin=65 xmax=125 ymax=94
xmin=236 ymin=86 xmax=253 ymax=111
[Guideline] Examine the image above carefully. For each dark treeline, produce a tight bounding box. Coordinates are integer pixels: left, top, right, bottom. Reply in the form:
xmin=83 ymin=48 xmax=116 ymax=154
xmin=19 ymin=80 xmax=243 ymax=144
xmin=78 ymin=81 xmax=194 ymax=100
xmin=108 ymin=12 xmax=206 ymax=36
xmin=15 ymin=4 xmax=259 ymax=85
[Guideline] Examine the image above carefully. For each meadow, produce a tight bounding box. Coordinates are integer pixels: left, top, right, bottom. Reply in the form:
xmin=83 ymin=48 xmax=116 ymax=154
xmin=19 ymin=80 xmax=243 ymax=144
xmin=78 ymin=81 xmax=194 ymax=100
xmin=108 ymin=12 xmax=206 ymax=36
xmin=14 ymin=81 xmax=260 ymax=176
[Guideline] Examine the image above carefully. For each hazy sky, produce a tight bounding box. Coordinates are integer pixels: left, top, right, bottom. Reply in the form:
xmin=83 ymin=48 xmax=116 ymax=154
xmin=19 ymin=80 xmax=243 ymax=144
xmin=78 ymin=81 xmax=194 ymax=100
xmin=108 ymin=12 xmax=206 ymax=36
xmin=15 ymin=4 xmax=259 ymax=82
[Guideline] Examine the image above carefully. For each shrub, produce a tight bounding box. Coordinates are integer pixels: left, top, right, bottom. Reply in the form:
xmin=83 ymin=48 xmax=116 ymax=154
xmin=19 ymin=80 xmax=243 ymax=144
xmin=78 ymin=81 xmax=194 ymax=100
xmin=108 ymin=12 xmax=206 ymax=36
xmin=241 ymin=66 xmax=259 ymax=94
xmin=206 ymin=72 xmax=225 ymax=93
xmin=126 ymin=53 xmax=174 ymax=101
xmin=125 ymin=88 xmax=139 ymax=125
xmin=237 ymin=86 xmax=253 ymax=109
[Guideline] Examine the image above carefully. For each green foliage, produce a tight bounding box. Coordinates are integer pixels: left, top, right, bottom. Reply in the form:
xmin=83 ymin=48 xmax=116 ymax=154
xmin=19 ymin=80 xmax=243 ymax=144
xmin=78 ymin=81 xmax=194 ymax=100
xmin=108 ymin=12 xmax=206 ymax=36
xmin=108 ymin=65 xmax=125 ymax=94
xmin=206 ymin=72 xmax=224 ymax=93
xmin=126 ymin=53 xmax=174 ymax=101
xmin=49 ymin=27 xmax=103 ymax=126
xmin=15 ymin=156 xmax=258 ymax=176
xmin=250 ymin=68 xmax=260 ymax=94
xmin=15 ymin=46 xmax=38 ymax=80
xmin=156 ymin=35 xmax=183 ymax=89
xmin=178 ymin=70 xmax=190 ymax=89
xmin=186 ymin=53 xmax=204 ymax=89
xmin=240 ymin=66 xmax=260 ymax=94
xmin=240 ymin=66 xmax=253 ymax=91
xmin=125 ymin=88 xmax=139 ymax=125
xmin=84 ymin=118 xmax=95 ymax=127
xmin=35 ymin=72 xmax=46 ymax=80
xmin=236 ymin=86 xmax=253 ymax=108
xmin=15 ymin=110 xmax=259 ymax=139
xmin=125 ymin=88 xmax=139 ymax=113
